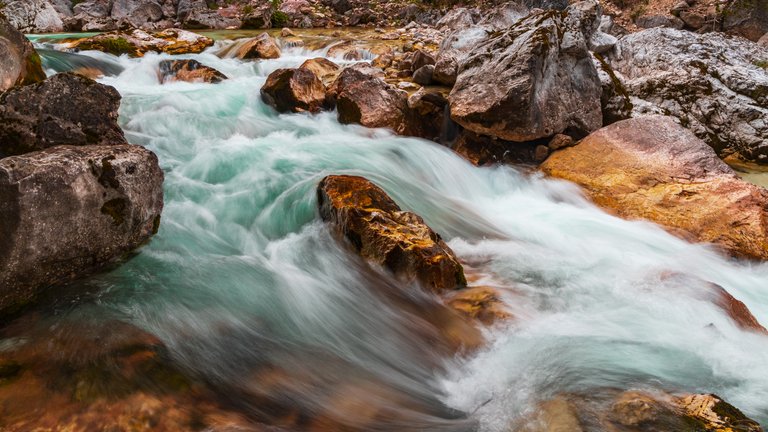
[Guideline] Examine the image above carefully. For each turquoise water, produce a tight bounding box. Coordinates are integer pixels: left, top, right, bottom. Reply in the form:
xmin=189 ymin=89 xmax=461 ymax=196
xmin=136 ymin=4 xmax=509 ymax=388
xmin=32 ymin=41 xmax=768 ymax=430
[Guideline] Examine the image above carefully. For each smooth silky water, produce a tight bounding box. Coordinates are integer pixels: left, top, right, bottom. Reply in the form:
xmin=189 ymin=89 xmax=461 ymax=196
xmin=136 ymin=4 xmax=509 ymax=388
xmin=23 ymin=36 xmax=768 ymax=430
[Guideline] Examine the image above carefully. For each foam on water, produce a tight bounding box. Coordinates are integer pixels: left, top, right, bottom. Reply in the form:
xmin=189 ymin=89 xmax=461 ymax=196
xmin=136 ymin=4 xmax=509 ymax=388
xmin=35 ymin=41 xmax=768 ymax=430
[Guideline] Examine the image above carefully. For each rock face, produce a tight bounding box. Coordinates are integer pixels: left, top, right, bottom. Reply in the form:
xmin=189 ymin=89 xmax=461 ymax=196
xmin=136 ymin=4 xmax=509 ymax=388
xmin=328 ymin=64 xmax=409 ymax=133
xmin=1 ymin=0 xmax=64 ymax=33
xmin=0 ymin=15 xmax=46 ymax=92
xmin=610 ymin=28 xmax=768 ymax=163
xmin=317 ymin=175 xmax=466 ymax=292
xmin=448 ymin=9 xmax=602 ymax=142
xmin=541 ymin=116 xmax=768 ymax=260
xmin=0 ymin=73 xmax=126 ymax=158
xmin=158 ymin=59 xmax=227 ymax=84
xmin=261 ymin=68 xmax=327 ymax=113
xmin=0 ymin=144 xmax=164 ymax=314
xmin=299 ymin=57 xmax=340 ymax=86
xmin=721 ymin=0 xmax=768 ymax=41
xmin=70 ymin=28 xmax=214 ymax=57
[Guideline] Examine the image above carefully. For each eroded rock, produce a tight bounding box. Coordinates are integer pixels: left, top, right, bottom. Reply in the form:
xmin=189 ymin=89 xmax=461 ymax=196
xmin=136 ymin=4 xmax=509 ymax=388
xmin=317 ymin=175 xmax=466 ymax=292
xmin=0 ymin=144 xmax=164 ymax=314
xmin=0 ymin=73 xmax=126 ymax=157
xmin=158 ymin=59 xmax=227 ymax=84
xmin=541 ymin=116 xmax=768 ymax=260
xmin=218 ymin=32 xmax=281 ymax=60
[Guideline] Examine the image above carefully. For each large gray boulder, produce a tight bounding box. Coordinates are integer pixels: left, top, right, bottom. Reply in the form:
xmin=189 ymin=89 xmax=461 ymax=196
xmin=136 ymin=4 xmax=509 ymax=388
xmin=448 ymin=8 xmax=603 ymax=142
xmin=0 ymin=145 xmax=164 ymax=314
xmin=0 ymin=73 xmax=126 ymax=158
xmin=610 ymin=28 xmax=768 ymax=163
xmin=0 ymin=14 xmax=46 ymax=92
xmin=1 ymin=0 xmax=64 ymax=33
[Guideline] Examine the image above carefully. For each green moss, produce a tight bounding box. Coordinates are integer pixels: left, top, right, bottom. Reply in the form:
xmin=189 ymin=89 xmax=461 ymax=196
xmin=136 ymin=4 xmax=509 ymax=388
xmin=80 ymin=36 xmax=136 ymax=56
xmin=754 ymin=59 xmax=768 ymax=69
xmin=271 ymin=10 xmax=289 ymax=27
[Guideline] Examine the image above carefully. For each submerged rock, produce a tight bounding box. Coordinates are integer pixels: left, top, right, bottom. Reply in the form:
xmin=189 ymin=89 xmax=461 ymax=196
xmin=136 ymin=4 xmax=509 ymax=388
xmin=327 ymin=64 xmax=409 ymax=133
xmin=610 ymin=28 xmax=768 ymax=163
xmin=260 ymin=68 xmax=326 ymax=113
xmin=70 ymin=28 xmax=214 ymax=57
xmin=158 ymin=59 xmax=227 ymax=84
xmin=0 ymin=73 xmax=126 ymax=157
xmin=541 ymin=116 xmax=768 ymax=260
xmin=317 ymin=175 xmax=466 ymax=292
xmin=449 ymin=9 xmax=602 ymax=142
xmin=0 ymin=144 xmax=163 ymax=315
xmin=0 ymin=14 xmax=46 ymax=92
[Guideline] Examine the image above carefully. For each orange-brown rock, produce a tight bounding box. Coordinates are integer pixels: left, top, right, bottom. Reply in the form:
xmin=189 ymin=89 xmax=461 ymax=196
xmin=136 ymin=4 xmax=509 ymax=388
xmin=260 ymin=68 xmax=327 ymax=113
xmin=299 ymin=57 xmax=341 ymax=86
xmin=0 ymin=14 xmax=45 ymax=92
xmin=70 ymin=28 xmax=214 ymax=57
xmin=445 ymin=286 xmax=511 ymax=325
xmin=541 ymin=116 xmax=768 ymax=260
xmin=317 ymin=175 xmax=466 ymax=292
xmin=220 ymin=32 xmax=281 ymax=60
xmin=158 ymin=59 xmax=227 ymax=84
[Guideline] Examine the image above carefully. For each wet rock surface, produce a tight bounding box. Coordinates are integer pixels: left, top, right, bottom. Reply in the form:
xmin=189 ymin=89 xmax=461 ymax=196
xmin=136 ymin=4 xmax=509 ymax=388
xmin=542 ymin=116 xmax=768 ymax=260
xmin=0 ymin=73 xmax=126 ymax=157
xmin=260 ymin=67 xmax=327 ymax=113
xmin=317 ymin=175 xmax=466 ymax=292
xmin=0 ymin=14 xmax=46 ymax=92
xmin=0 ymin=144 xmax=164 ymax=315
xmin=70 ymin=28 xmax=214 ymax=57
xmin=158 ymin=59 xmax=228 ymax=84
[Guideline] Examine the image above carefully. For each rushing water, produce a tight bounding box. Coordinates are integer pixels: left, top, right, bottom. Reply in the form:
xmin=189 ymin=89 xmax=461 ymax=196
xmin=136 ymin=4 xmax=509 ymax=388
xmin=21 ymin=35 xmax=768 ymax=430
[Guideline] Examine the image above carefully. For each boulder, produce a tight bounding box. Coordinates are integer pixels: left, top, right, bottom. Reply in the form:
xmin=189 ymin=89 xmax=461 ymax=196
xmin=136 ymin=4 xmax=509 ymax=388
xmin=0 ymin=144 xmax=163 ymax=315
xmin=0 ymin=14 xmax=46 ymax=92
xmin=70 ymin=28 xmax=214 ymax=57
xmin=541 ymin=116 xmax=768 ymax=260
xmin=158 ymin=59 xmax=227 ymax=84
xmin=411 ymin=49 xmax=436 ymax=71
xmin=317 ymin=175 xmax=466 ymax=292
xmin=0 ymin=73 xmax=126 ymax=158
xmin=721 ymin=0 xmax=768 ymax=41
xmin=299 ymin=57 xmax=340 ymax=86
xmin=327 ymin=64 xmax=409 ymax=133
xmin=412 ymin=64 xmax=434 ymax=85
xmin=1 ymin=0 xmax=64 ymax=33
xmin=635 ymin=14 xmax=684 ymax=29
xmin=219 ymin=32 xmax=281 ymax=60
xmin=448 ymin=9 xmax=602 ymax=142
xmin=260 ymin=68 xmax=326 ymax=113
xmin=609 ymin=28 xmax=768 ymax=163
xmin=177 ymin=0 xmax=241 ymax=29
xmin=110 ymin=0 xmax=166 ymax=30
xmin=591 ymin=53 xmax=632 ymax=125
xmin=406 ymin=88 xmax=450 ymax=141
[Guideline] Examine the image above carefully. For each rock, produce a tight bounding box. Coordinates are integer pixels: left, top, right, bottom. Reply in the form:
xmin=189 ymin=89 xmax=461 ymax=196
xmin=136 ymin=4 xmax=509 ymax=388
xmin=449 ymin=9 xmax=602 ymax=142
xmin=0 ymin=144 xmax=163 ymax=315
xmin=299 ymin=57 xmax=341 ymax=86
xmin=70 ymin=28 xmax=214 ymax=57
xmin=111 ymin=0 xmax=165 ymax=29
xmin=760 ymin=33 xmax=768 ymax=47
xmin=0 ymin=73 xmax=126 ymax=158
xmin=0 ymin=14 xmax=46 ymax=92
xmin=240 ymin=3 xmax=274 ymax=29
xmin=327 ymin=64 xmax=409 ymax=133
xmin=610 ymin=28 xmax=768 ymax=163
xmin=679 ymin=10 xmax=706 ymax=29
xmin=411 ymin=49 xmax=436 ymax=71
xmin=591 ymin=53 xmax=632 ymax=125
xmin=445 ymin=286 xmax=510 ymax=325
xmin=222 ymin=32 xmax=281 ymax=60
xmin=178 ymin=0 xmax=241 ymax=29
xmin=721 ymin=0 xmax=768 ymax=41
xmin=435 ymin=8 xmax=478 ymax=31
xmin=548 ymin=133 xmax=575 ymax=151
xmin=281 ymin=27 xmax=296 ymax=37
xmin=567 ymin=0 xmax=617 ymax=54
xmin=541 ymin=116 xmax=768 ymax=260
xmin=326 ymin=40 xmax=363 ymax=60
xmin=158 ymin=59 xmax=227 ymax=84
xmin=406 ymin=88 xmax=450 ymax=141
xmin=260 ymin=68 xmax=326 ymax=113
xmin=1 ymin=0 xmax=64 ymax=33
xmin=676 ymin=394 xmax=762 ymax=432
xmin=635 ymin=14 xmax=685 ymax=29
xmin=450 ymin=129 xmax=545 ymax=166
xmin=317 ymin=175 xmax=466 ymax=292
xmin=518 ymin=397 xmax=584 ymax=432
xmin=433 ymin=55 xmax=458 ymax=86
xmin=412 ymin=64 xmax=434 ymax=86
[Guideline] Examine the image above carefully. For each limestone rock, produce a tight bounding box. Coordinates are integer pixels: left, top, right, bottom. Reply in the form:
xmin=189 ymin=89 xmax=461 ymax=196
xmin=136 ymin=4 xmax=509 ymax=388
xmin=1 ymin=0 xmax=64 ymax=33
xmin=317 ymin=175 xmax=466 ymax=292
xmin=219 ymin=32 xmax=281 ymax=60
xmin=0 ymin=14 xmax=46 ymax=92
xmin=610 ymin=28 xmax=768 ymax=163
xmin=158 ymin=59 xmax=227 ymax=84
xmin=541 ymin=116 xmax=768 ymax=260
xmin=448 ymin=10 xmax=602 ymax=142
xmin=299 ymin=57 xmax=341 ymax=86
xmin=0 ymin=73 xmax=126 ymax=157
xmin=260 ymin=68 xmax=327 ymax=113
xmin=0 ymin=145 xmax=164 ymax=314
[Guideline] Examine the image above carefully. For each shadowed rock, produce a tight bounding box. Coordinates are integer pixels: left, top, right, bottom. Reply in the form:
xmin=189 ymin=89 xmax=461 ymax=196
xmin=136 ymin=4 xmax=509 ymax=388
xmin=317 ymin=175 xmax=466 ymax=292
xmin=0 ymin=73 xmax=126 ymax=158
xmin=158 ymin=59 xmax=227 ymax=84
xmin=541 ymin=116 xmax=768 ymax=260
xmin=0 ymin=144 xmax=164 ymax=315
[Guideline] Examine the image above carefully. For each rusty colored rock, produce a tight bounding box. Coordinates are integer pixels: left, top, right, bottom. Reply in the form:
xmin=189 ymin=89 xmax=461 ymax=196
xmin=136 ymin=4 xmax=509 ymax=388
xmin=317 ymin=175 xmax=466 ymax=292
xmin=158 ymin=59 xmax=227 ymax=84
xmin=0 ymin=14 xmax=46 ymax=92
xmin=260 ymin=68 xmax=327 ymax=113
xmin=299 ymin=57 xmax=341 ymax=86
xmin=70 ymin=28 xmax=214 ymax=57
xmin=445 ymin=286 xmax=511 ymax=325
xmin=541 ymin=116 xmax=768 ymax=260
